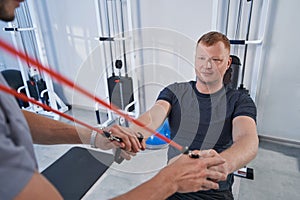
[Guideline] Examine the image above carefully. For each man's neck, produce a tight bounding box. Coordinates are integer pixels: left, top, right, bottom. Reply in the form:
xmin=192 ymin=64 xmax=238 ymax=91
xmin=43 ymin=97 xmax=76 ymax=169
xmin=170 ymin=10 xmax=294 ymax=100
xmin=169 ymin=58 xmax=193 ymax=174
xmin=195 ymin=80 xmax=223 ymax=94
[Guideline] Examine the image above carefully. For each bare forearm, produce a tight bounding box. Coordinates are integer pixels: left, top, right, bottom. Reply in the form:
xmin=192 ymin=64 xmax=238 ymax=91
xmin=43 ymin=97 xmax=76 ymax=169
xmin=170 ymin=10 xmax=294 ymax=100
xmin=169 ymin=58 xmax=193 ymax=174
xmin=22 ymin=110 xmax=91 ymax=145
xmin=112 ymin=169 xmax=176 ymax=200
xmin=220 ymin=118 xmax=259 ymax=173
xmin=15 ymin=171 xmax=63 ymax=200
xmin=221 ymin=136 xmax=258 ymax=173
xmin=130 ymin=100 xmax=169 ymax=139
xmin=114 ymin=150 xmax=227 ymax=199
xmin=130 ymin=111 xmax=161 ymax=138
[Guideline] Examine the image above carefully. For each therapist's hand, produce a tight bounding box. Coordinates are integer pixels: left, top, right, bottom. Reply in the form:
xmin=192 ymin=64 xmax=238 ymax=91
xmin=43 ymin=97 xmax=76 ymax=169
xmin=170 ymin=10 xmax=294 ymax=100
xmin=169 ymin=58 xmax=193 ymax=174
xmin=95 ymin=124 xmax=146 ymax=153
xmin=166 ymin=149 xmax=227 ymax=192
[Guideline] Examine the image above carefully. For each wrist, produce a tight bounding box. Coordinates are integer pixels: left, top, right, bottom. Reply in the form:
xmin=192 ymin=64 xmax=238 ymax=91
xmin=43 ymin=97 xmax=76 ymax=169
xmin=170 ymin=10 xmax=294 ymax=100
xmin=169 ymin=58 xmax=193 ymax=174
xmin=156 ymin=166 xmax=178 ymax=195
xmin=90 ymin=130 xmax=98 ymax=148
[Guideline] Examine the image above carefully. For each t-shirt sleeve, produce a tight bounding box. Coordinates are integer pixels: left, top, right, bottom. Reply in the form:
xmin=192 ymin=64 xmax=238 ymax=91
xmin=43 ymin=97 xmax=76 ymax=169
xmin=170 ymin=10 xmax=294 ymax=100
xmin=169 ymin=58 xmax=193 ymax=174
xmin=0 ymin=131 xmax=36 ymax=199
xmin=156 ymin=84 xmax=177 ymax=104
xmin=233 ymin=93 xmax=257 ymax=122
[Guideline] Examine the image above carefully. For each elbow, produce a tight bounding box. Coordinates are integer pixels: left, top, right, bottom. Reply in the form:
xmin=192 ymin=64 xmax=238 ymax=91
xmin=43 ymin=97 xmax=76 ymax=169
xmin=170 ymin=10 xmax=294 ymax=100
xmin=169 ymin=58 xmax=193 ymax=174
xmin=250 ymin=134 xmax=259 ymax=160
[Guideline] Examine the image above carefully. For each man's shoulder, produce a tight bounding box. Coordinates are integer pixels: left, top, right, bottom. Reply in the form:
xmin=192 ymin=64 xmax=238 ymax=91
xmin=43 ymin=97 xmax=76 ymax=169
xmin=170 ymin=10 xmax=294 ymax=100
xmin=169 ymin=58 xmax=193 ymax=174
xmin=226 ymin=88 xmax=254 ymax=101
xmin=225 ymin=88 xmax=257 ymax=113
xmin=167 ymin=81 xmax=195 ymax=89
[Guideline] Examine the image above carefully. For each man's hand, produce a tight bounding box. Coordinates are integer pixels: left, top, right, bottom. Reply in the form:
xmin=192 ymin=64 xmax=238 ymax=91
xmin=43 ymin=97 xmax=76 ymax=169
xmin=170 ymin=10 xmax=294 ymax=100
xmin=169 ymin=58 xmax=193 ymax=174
xmin=165 ymin=149 xmax=227 ymax=193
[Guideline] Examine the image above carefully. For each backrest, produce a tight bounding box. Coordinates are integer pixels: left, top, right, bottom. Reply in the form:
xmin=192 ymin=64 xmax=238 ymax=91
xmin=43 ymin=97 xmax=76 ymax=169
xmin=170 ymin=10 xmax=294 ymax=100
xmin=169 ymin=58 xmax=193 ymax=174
xmin=1 ymin=69 xmax=29 ymax=108
xmin=1 ymin=69 xmax=24 ymax=90
xmin=223 ymin=55 xmax=241 ymax=89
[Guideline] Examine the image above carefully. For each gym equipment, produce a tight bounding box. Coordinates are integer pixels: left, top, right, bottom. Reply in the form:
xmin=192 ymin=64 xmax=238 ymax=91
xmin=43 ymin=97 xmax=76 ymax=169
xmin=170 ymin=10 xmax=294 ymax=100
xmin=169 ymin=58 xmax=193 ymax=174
xmin=107 ymin=75 xmax=135 ymax=112
xmin=0 ymin=68 xmax=50 ymax=108
xmin=0 ymin=37 xmax=183 ymax=152
xmin=227 ymin=0 xmax=270 ymax=98
xmin=42 ymin=147 xmax=114 ymax=200
xmin=105 ymin=0 xmax=134 ymax=114
xmin=2 ymin=1 xmax=68 ymax=119
xmin=234 ymin=166 xmax=254 ymax=180
xmin=223 ymin=55 xmax=241 ymax=89
xmin=146 ymin=120 xmax=171 ymax=149
xmin=1 ymin=69 xmax=29 ymax=107
xmin=227 ymin=0 xmax=255 ymax=94
xmin=95 ymin=0 xmax=138 ymax=127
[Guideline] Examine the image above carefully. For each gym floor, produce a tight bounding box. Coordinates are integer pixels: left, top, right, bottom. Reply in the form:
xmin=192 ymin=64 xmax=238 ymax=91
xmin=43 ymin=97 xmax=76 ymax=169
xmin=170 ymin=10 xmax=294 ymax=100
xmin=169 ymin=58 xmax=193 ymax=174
xmin=34 ymin=107 xmax=300 ymax=200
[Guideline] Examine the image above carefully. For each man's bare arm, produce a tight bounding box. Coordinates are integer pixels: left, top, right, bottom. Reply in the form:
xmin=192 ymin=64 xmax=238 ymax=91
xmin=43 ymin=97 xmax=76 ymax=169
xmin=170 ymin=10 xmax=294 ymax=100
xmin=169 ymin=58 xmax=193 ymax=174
xmin=220 ymin=116 xmax=259 ymax=174
xmin=129 ymin=100 xmax=171 ymax=139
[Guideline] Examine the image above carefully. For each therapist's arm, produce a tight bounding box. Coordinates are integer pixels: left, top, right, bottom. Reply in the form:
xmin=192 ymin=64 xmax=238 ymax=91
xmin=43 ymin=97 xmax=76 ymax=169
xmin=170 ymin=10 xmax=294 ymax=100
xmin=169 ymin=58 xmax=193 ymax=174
xmin=15 ymin=150 xmax=225 ymax=200
xmin=15 ymin=171 xmax=63 ymax=200
xmin=22 ymin=110 xmax=143 ymax=152
xmin=112 ymin=150 xmax=227 ymax=200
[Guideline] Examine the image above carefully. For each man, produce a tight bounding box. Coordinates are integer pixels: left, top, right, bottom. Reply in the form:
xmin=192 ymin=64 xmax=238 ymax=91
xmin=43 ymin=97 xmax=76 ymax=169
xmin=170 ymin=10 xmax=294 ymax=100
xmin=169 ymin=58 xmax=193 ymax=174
xmin=128 ymin=31 xmax=259 ymax=199
xmin=0 ymin=1 xmax=227 ymax=199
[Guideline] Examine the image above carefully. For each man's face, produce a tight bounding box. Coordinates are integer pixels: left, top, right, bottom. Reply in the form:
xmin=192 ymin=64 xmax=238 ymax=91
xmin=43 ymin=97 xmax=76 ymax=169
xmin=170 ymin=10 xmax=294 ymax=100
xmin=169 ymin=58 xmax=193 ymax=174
xmin=194 ymin=41 xmax=231 ymax=86
xmin=0 ymin=0 xmax=23 ymax=22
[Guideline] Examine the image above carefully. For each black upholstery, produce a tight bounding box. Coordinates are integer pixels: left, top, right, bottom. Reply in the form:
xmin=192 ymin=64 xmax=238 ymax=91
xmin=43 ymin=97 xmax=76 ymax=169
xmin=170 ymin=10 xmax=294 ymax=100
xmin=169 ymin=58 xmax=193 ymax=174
xmin=42 ymin=147 xmax=114 ymax=200
xmin=223 ymin=55 xmax=241 ymax=89
xmin=1 ymin=69 xmax=29 ymax=108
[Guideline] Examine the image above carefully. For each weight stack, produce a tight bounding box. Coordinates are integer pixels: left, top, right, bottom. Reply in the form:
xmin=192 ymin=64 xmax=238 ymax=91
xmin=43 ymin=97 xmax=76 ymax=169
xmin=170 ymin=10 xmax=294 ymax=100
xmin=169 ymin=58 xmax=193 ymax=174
xmin=107 ymin=76 xmax=134 ymax=112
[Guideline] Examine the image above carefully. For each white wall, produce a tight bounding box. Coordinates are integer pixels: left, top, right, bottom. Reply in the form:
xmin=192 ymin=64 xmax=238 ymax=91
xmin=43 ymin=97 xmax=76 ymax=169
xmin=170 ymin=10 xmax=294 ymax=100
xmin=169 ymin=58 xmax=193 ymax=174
xmin=132 ymin=0 xmax=214 ymax=111
xmin=224 ymin=0 xmax=300 ymax=142
xmin=255 ymin=0 xmax=300 ymax=142
xmin=29 ymin=0 xmax=105 ymax=108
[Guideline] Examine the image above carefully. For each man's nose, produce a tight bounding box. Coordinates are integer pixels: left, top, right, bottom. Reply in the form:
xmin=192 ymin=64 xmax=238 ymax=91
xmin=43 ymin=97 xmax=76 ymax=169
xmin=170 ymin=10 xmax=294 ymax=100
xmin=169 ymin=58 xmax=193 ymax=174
xmin=203 ymin=59 xmax=213 ymax=68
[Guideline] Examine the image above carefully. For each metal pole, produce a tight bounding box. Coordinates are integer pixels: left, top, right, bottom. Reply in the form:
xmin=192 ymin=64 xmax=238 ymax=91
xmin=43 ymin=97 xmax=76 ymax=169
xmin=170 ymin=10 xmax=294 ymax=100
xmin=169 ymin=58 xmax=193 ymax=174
xmin=239 ymin=0 xmax=253 ymax=91
xmin=120 ymin=0 xmax=128 ymax=77
xmin=105 ymin=0 xmax=115 ymax=76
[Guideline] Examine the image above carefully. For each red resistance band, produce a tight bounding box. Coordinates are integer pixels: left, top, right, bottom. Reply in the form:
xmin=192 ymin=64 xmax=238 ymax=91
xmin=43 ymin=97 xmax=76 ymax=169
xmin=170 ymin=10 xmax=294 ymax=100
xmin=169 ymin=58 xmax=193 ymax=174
xmin=0 ymin=84 xmax=99 ymax=133
xmin=0 ymin=38 xmax=184 ymax=152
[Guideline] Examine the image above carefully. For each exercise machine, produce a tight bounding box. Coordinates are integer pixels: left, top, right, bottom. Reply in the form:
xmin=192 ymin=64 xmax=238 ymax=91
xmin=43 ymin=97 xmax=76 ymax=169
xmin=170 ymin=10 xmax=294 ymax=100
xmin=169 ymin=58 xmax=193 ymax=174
xmin=2 ymin=1 xmax=68 ymax=120
xmin=94 ymin=0 xmax=139 ymax=128
xmin=226 ymin=0 xmax=270 ymax=98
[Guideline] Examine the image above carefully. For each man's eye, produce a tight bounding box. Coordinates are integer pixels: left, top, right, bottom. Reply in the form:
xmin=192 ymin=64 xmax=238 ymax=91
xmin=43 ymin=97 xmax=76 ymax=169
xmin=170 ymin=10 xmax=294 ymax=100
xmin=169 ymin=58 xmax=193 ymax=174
xmin=213 ymin=59 xmax=222 ymax=63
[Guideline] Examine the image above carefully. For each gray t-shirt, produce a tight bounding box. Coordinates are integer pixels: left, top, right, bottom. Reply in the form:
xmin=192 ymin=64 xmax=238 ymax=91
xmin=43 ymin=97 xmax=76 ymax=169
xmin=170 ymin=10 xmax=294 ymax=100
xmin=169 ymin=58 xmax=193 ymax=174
xmin=0 ymin=74 xmax=37 ymax=199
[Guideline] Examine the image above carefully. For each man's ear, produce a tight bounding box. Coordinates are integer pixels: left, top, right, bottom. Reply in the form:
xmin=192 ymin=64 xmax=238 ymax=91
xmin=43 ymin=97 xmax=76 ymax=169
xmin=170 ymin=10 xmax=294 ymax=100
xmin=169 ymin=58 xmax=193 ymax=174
xmin=227 ymin=56 xmax=232 ymax=69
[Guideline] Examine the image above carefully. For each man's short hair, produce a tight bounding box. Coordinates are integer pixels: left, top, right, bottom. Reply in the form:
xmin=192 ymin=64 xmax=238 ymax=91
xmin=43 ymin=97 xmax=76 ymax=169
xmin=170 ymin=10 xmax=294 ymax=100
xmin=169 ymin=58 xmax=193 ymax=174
xmin=197 ymin=31 xmax=231 ymax=52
